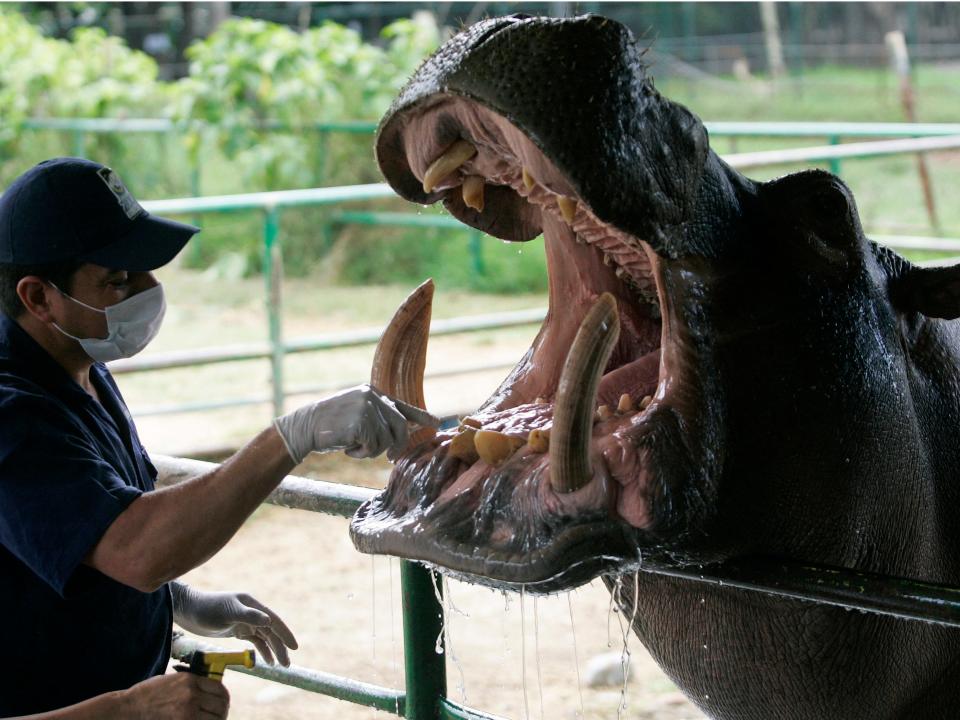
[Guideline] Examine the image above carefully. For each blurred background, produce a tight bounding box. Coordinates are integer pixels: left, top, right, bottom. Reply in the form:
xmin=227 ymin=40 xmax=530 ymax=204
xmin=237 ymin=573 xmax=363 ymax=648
xmin=1 ymin=3 xmax=957 ymax=719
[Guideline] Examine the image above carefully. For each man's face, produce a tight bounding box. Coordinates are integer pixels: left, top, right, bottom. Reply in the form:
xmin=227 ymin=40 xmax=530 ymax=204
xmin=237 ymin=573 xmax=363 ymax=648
xmin=52 ymin=263 xmax=157 ymax=340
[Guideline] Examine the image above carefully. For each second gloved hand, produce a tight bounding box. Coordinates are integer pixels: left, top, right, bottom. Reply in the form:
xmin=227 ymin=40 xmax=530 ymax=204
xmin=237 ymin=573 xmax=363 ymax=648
xmin=273 ymin=384 xmax=439 ymax=462
xmin=172 ymin=582 xmax=298 ymax=666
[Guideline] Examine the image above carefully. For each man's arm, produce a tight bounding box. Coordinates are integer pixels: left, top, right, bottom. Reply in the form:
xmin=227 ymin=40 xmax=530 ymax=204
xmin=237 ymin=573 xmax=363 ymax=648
xmin=87 ymin=427 xmax=293 ymax=592
xmin=86 ymin=385 xmax=438 ymax=592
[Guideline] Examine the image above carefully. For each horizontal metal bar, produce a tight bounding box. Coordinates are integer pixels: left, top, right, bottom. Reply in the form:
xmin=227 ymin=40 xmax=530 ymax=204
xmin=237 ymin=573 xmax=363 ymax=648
xmin=873 ymin=235 xmax=960 ymax=252
xmin=642 ymin=557 xmax=960 ymax=629
xmin=330 ymin=210 xmax=466 ymax=229
xmin=726 ymin=134 xmax=960 ymax=169
xmin=128 ymin=360 xmax=517 ymax=417
xmin=154 ymin=455 xmax=374 ymax=516
xmin=171 ymin=635 xmax=404 ymax=715
xmin=141 ymin=184 xmax=397 ymax=214
xmin=440 ymin=699 xmax=508 ymax=720
xmin=110 ymin=308 xmax=545 ymax=374
xmin=23 ymin=117 xmax=960 ymax=139
xmin=705 ymin=121 xmax=960 ymax=138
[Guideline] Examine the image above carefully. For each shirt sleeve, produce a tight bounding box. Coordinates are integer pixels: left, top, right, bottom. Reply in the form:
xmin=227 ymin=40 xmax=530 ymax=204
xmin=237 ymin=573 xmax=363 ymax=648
xmin=0 ymin=392 xmax=143 ymax=597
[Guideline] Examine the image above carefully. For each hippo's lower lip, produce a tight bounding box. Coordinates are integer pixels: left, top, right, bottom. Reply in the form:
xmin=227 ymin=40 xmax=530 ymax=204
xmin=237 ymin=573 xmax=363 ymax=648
xmin=350 ymin=97 xmax=699 ymax=590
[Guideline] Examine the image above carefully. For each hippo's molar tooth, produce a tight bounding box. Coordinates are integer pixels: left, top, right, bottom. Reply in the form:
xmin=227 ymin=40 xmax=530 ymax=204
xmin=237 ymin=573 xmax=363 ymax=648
xmin=522 ymin=166 xmax=536 ymax=190
xmin=528 ymin=428 xmax=550 ymax=453
xmin=640 ymin=395 xmax=653 ymax=410
xmin=558 ymin=196 xmax=578 ymax=224
xmin=475 ymin=430 xmax=524 ymax=466
xmin=618 ymin=393 xmax=634 ymax=413
xmin=615 ymin=267 xmax=627 ymax=279
xmin=422 ymin=140 xmax=477 ymax=193
xmin=462 ymin=175 xmax=485 ymax=211
xmin=371 ymin=279 xmax=435 ymax=452
xmin=534 ymin=396 xmax=547 ymax=405
xmin=597 ymin=404 xmax=613 ymax=421
xmin=460 ymin=417 xmax=483 ymax=429
xmin=603 ymin=254 xmax=614 ymax=266
xmin=449 ymin=427 xmax=480 ymax=464
xmin=550 ymin=293 xmax=620 ymax=493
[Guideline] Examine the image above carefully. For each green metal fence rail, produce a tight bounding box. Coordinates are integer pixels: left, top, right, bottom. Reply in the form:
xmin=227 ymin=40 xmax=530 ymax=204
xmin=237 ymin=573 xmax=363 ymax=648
xmin=156 ymin=455 xmax=503 ymax=720
xmin=21 ymin=118 xmax=960 ymax=185
xmin=154 ymin=454 xmax=960 ymax=717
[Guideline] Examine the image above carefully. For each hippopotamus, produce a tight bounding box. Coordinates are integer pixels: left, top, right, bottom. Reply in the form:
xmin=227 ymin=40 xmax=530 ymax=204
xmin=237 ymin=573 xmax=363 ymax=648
xmin=349 ymin=13 xmax=960 ymax=719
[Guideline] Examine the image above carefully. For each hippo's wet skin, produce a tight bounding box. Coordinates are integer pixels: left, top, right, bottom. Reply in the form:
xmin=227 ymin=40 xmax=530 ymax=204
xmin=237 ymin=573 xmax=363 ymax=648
xmin=349 ymin=14 xmax=960 ymax=719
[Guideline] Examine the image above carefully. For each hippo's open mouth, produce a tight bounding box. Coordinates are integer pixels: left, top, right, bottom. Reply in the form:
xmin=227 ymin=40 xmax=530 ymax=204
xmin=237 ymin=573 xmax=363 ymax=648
xmin=350 ymin=95 xmax=712 ymax=592
xmin=349 ymin=14 xmax=721 ymax=592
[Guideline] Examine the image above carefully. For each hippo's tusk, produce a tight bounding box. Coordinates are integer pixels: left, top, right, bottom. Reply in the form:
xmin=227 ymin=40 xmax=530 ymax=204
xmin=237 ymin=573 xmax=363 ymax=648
xmin=558 ymin=196 xmax=578 ymax=224
xmin=422 ymin=140 xmax=477 ymax=193
xmin=462 ymin=175 xmax=485 ymax=211
xmin=371 ymin=279 xmax=436 ymax=450
xmin=550 ymin=293 xmax=620 ymax=493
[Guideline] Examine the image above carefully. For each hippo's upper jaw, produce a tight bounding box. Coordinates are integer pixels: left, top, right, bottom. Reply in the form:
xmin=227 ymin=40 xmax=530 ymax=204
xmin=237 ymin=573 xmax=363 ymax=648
xmin=350 ymin=14 xmax=746 ymax=591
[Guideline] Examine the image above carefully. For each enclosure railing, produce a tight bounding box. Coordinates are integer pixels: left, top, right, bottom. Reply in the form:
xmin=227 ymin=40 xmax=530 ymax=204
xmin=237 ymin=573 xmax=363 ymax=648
xmin=117 ymin=131 xmax=960 ymax=420
xmin=20 ymin=118 xmax=960 ymax=187
xmin=154 ymin=454 xmax=960 ymax=719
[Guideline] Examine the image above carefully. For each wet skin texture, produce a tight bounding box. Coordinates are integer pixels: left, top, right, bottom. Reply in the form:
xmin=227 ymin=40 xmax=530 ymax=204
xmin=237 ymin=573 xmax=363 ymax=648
xmin=349 ymin=14 xmax=960 ymax=719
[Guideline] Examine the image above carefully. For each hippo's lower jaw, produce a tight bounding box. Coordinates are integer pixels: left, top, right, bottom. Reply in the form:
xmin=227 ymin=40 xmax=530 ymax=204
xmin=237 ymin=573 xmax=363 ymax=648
xmin=350 ymin=97 xmax=719 ymax=591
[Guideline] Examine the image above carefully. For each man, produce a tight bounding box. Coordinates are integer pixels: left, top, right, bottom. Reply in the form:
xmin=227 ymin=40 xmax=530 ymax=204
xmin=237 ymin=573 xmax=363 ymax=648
xmin=0 ymin=158 xmax=435 ymax=718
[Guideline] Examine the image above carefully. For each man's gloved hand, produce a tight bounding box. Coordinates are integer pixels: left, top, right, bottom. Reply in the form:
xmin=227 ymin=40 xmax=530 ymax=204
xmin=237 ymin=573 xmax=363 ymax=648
xmin=273 ymin=383 xmax=440 ymax=463
xmin=172 ymin=582 xmax=298 ymax=666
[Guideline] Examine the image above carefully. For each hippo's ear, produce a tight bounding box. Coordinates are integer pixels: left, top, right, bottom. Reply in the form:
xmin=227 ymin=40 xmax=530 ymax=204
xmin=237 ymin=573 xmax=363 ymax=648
xmin=892 ymin=264 xmax=960 ymax=319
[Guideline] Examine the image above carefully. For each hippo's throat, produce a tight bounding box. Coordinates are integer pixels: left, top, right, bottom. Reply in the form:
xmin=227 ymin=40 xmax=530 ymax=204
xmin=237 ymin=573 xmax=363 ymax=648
xmin=351 ymin=97 xmax=714 ymax=591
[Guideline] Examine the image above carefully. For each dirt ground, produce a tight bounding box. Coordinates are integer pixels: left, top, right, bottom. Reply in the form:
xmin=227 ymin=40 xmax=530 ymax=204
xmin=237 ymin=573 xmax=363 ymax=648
xmin=175 ymin=453 xmax=706 ymax=720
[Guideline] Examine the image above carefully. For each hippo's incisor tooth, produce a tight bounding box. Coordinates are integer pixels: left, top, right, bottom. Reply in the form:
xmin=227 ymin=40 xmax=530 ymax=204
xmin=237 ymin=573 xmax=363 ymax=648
xmin=618 ymin=393 xmax=634 ymax=413
xmin=597 ymin=404 xmax=613 ymax=421
xmin=528 ymin=428 xmax=550 ymax=453
xmin=462 ymin=175 xmax=485 ymax=211
xmin=460 ymin=416 xmax=483 ymax=429
xmin=449 ymin=427 xmax=480 ymax=463
xmin=475 ymin=430 xmax=524 ymax=466
xmin=534 ymin=396 xmax=547 ymax=405
xmin=550 ymin=293 xmax=620 ymax=493
xmin=522 ymin=166 xmax=536 ymax=190
xmin=371 ymin=279 xmax=436 ymax=451
xmin=640 ymin=395 xmax=653 ymax=410
xmin=558 ymin=196 xmax=577 ymax=224
xmin=422 ymin=140 xmax=477 ymax=193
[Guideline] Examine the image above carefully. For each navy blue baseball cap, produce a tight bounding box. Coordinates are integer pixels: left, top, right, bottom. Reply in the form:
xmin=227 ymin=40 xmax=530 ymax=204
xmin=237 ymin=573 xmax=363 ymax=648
xmin=0 ymin=157 xmax=198 ymax=271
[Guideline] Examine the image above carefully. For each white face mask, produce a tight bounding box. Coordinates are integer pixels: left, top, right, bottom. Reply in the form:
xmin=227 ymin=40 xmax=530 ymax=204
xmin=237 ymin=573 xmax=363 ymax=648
xmin=50 ymin=283 xmax=166 ymax=363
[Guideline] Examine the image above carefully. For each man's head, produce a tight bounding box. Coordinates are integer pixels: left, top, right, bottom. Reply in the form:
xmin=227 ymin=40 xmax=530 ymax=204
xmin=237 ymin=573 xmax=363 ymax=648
xmin=0 ymin=158 xmax=197 ymax=319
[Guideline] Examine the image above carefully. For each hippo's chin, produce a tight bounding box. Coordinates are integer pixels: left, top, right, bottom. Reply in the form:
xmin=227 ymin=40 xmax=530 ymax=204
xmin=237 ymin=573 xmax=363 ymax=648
xmin=350 ymin=95 xmax=718 ymax=591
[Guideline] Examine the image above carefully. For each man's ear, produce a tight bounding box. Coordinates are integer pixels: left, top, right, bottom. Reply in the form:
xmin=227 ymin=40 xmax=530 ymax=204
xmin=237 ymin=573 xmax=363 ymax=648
xmin=16 ymin=276 xmax=56 ymax=322
xmin=892 ymin=263 xmax=960 ymax=319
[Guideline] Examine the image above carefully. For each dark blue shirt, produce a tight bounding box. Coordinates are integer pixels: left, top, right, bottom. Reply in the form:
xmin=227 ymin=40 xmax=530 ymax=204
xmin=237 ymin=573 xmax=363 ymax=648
xmin=0 ymin=313 xmax=172 ymax=715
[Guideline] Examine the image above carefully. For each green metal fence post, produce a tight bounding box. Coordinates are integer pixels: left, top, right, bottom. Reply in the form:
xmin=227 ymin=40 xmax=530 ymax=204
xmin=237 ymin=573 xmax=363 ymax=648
xmin=469 ymin=230 xmax=485 ymax=277
xmin=71 ymin=129 xmax=86 ymax=158
xmin=829 ymin=135 xmax=842 ymax=176
xmin=263 ymin=207 xmax=285 ymax=418
xmin=401 ymin=561 xmax=446 ymax=719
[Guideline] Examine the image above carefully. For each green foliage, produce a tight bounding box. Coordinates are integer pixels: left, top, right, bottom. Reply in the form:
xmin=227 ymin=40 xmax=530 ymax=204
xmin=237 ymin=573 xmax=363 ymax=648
xmin=172 ymin=15 xmax=439 ymax=190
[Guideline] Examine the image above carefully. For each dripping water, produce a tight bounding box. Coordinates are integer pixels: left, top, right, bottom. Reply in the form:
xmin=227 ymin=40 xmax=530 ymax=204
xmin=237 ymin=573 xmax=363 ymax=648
xmin=520 ymin=586 xmax=531 ymax=720
xmin=429 ymin=570 xmax=445 ymax=655
xmin=533 ymin=596 xmax=545 ymax=720
xmin=568 ymin=593 xmax=585 ymax=719
xmin=442 ymin=576 xmax=467 ymax=702
xmin=371 ymin=556 xmax=377 ymax=663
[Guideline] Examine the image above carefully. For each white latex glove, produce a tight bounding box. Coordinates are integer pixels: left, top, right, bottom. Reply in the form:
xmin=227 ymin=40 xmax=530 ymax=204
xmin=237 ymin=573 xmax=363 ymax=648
xmin=171 ymin=582 xmax=298 ymax=666
xmin=273 ymin=383 xmax=440 ymax=462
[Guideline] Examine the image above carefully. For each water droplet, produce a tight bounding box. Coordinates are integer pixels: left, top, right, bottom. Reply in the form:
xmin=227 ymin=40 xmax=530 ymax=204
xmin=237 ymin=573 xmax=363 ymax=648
xmin=703 ymin=643 xmax=708 ymax=650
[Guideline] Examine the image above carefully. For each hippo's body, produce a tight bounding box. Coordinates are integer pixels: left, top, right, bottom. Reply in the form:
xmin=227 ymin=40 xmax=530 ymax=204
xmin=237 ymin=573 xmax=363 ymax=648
xmin=350 ymin=14 xmax=960 ymax=719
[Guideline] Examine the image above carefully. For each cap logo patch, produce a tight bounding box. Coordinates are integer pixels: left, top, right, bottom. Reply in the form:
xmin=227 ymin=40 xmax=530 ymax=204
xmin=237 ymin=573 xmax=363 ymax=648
xmin=96 ymin=167 xmax=145 ymax=220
